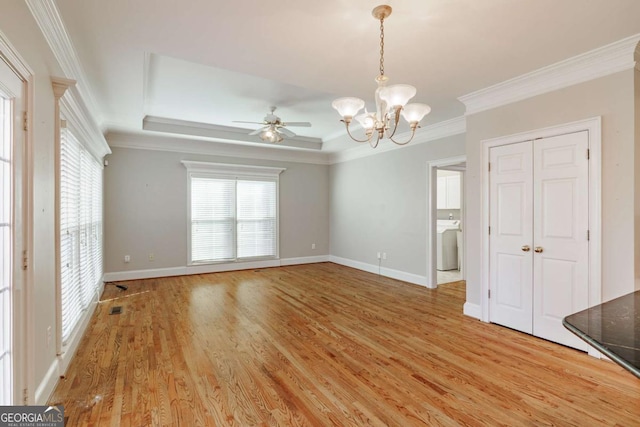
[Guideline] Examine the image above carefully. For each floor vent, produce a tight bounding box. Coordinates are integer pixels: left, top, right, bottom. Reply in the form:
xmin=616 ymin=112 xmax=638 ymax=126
xmin=110 ymin=306 xmax=123 ymax=315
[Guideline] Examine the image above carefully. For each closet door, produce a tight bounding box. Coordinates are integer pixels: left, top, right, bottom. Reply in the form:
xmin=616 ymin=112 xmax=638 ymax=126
xmin=489 ymin=141 xmax=534 ymax=333
xmin=532 ymin=131 xmax=589 ymax=351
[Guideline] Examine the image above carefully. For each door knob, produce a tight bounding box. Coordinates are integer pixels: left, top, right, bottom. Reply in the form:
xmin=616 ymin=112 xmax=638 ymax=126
xmin=534 ymin=247 xmax=543 ymax=253
xmin=521 ymin=245 xmax=530 ymax=252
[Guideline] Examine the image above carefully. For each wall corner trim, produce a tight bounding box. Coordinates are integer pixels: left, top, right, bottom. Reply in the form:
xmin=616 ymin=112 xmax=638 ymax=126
xmin=459 ymin=33 xmax=640 ymax=115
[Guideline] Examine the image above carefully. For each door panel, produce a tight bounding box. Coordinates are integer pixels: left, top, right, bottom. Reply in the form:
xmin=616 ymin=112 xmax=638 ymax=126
xmin=489 ymin=141 xmax=533 ymax=333
xmin=533 ymin=132 xmax=589 ymax=351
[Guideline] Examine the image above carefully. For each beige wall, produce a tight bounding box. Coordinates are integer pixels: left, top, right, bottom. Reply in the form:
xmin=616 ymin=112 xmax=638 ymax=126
xmin=330 ymin=134 xmax=466 ymax=278
xmin=0 ymin=2 xmax=63 ymax=402
xmin=465 ymin=70 xmax=637 ymax=306
xmin=103 ymin=146 xmax=330 ymax=273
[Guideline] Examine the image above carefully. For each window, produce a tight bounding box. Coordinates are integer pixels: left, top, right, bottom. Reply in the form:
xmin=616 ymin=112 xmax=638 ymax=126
xmin=184 ymin=162 xmax=284 ymax=264
xmin=60 ymin=128 xmax=103 ymax=343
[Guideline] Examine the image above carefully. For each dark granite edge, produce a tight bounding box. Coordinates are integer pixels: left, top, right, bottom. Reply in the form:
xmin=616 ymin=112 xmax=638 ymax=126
xmin=562 ymin=319 xmax=640 ymax=379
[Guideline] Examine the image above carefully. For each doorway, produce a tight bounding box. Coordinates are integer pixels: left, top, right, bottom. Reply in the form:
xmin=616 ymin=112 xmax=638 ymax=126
xmin=427 ymin=155 xmax=466 ymax=288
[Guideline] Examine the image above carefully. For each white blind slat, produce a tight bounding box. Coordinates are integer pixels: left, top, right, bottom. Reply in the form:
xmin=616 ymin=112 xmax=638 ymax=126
xmin=60 ymin=128 xmax=103 ymax=343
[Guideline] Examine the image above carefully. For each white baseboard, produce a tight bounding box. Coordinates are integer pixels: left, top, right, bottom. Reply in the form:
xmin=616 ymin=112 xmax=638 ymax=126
xmin=463 ymin=302 xmax=481 ymax=319
xmin=103 ymin=256 xmax=330 ymax=282
xmin=34 ymin=281 xmax=104 ymax=405
xmin=281 ymin=255 xmax=330 ymax=266
xmin=34 ymin=360 xmax=59 ymax=405
xmin=103 ymin=266 xmax=186 ymax=282
xmin=328 ymin=255 xmax=428 ymax=287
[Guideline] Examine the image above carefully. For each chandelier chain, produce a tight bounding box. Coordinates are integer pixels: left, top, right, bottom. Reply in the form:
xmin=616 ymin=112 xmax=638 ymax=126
xmin=379 ymin=18 xmax=385 ymax=76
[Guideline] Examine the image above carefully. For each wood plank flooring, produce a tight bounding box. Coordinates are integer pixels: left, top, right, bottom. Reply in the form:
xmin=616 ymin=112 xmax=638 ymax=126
xmin=49 ymin=263 xmax=640 ymax=426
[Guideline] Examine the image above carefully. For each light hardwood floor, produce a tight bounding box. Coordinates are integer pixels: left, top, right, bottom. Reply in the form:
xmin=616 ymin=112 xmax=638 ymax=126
xmin=50 ymin=263 xmax=640 ymax=426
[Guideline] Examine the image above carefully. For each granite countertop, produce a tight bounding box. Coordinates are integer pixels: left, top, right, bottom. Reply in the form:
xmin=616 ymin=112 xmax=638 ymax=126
xmin=563 ymin=290 xmax=640 ymax=379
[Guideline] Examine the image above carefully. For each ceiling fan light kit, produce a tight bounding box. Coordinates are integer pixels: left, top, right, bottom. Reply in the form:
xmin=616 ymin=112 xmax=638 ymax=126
xmin=332 ymin=4 xmax=431 ymax=148
xmin=260 ymin=125 xmax=283 ymax=143
xmin=233 ymin=106 xmax=311 ymax=144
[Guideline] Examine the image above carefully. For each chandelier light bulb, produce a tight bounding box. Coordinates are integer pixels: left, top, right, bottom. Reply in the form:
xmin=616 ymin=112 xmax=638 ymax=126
xmin=355 ymin=113 xmax=376 ymax=130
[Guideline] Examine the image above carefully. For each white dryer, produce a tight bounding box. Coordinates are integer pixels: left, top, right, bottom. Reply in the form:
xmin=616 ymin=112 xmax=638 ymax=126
xmin=437 ymin=220 xmax=459 ymax=271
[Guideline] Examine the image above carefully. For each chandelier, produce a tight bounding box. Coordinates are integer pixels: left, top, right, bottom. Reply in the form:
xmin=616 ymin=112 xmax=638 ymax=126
xmin=331 ymin=5 xmax=431 ymax=148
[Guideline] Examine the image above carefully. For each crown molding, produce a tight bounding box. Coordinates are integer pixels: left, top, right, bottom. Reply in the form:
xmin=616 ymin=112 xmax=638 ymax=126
xmin=107 ymin=131 xmax=331 ymax=165
xmin=55 ymin=77 xmax=111 ymax=161
xmin=0 ymin=29 xmax=34 ymax=79
xmin=459 ymin=33 xmax=640 ymax=115
xmin=329 ymin=116 xmax=466 ymax=164
xmin=26 ymin=0 xmax=104 ymax=128
xmin=143 ymin=115 xmax=323 ymax=151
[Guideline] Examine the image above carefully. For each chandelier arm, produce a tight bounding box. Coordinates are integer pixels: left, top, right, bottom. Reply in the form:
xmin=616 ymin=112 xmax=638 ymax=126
xmin=369 ymin=132 xmax=381 ymax=148
xmin=344 ymin=121 xmax=374 ymax=143
xmin=383 ymin=108 xmax=402 ymax=139
xmin=389 ymin=127 xmax=417 ymax=146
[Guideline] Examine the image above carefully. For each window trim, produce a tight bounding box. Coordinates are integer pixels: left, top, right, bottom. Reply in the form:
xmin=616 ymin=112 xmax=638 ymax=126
xmin=182 ymin=161 xmax=285 ymax=266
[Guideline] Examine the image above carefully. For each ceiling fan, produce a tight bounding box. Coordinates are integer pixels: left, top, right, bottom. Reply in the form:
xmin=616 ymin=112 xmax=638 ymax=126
xmin=233 ymin=106 xmax=311 ymax=143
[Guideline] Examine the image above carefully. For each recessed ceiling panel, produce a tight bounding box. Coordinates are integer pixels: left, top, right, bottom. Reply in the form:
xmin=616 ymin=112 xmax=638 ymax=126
xmin=144 ymin=54 xmax=339 ymax=139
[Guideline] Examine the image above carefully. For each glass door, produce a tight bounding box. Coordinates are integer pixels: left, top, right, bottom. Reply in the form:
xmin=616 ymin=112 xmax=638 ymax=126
xmin=0 ymin=56 xmax=25 ymax=405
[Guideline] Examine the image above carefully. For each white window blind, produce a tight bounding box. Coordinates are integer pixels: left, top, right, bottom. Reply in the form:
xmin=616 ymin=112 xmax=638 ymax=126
xmin=188 ymin=166 xmax=281 ymax=264
xmin=60 ymin=128 xmax=103 ymax=343
xmin=237 ymin=180 xmax=276 ymax=259
xmin=191 ymin=177 xmax=235 ymax=263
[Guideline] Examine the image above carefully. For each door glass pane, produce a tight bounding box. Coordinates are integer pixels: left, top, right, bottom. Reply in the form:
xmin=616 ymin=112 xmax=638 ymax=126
xmin=0 ymin=95 xmax=12 ymax=405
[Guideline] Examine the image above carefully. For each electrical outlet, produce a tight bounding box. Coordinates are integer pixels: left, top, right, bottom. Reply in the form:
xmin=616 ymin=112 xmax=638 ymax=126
xmin=124 ymin=255 xmax=130 ymax=263
xmin=148 ymin=252 xmax=155 ymax=262
xmin=377 ymin=252 xmax=381 ymax=260
xmin=46 ymin=326 xmax=52 ymax=348
xmin=382 ymin=252 xmax=387 ymax=260
xmin=311 ymin=243 xmax=316 ymax=250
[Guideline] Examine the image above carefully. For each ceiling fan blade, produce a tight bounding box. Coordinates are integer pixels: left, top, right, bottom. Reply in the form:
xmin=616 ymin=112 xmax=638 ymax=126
xmin=277 ymin=127 xmax=296 ymax=138
xmin=283 ymin=122 xmax=312 ymax=127
xmin=232 ymin=120 xmax=265 ymax=125
xmin=248 ymin=127 xmax=265 ymax=136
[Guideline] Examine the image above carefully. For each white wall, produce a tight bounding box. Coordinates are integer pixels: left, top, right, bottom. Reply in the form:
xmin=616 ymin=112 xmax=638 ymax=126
xmin=0 ymin=2 xmax=64 ymax=403
xmin=465 ymin=70 xmax=637 ymax=306
xmin=103 ymin=146 xmax=330 ymax=274
xmin=329 ymin=134 xmax=465 ymax=281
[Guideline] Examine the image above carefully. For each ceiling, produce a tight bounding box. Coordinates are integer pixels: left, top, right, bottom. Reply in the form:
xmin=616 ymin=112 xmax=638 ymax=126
xmin=55 ymin=0 xmax=640 ymax=153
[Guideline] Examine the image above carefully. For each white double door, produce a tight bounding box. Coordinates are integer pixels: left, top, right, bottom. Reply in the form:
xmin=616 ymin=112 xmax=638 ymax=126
xmin=489 ymin=131 xmax=589 ymax=351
